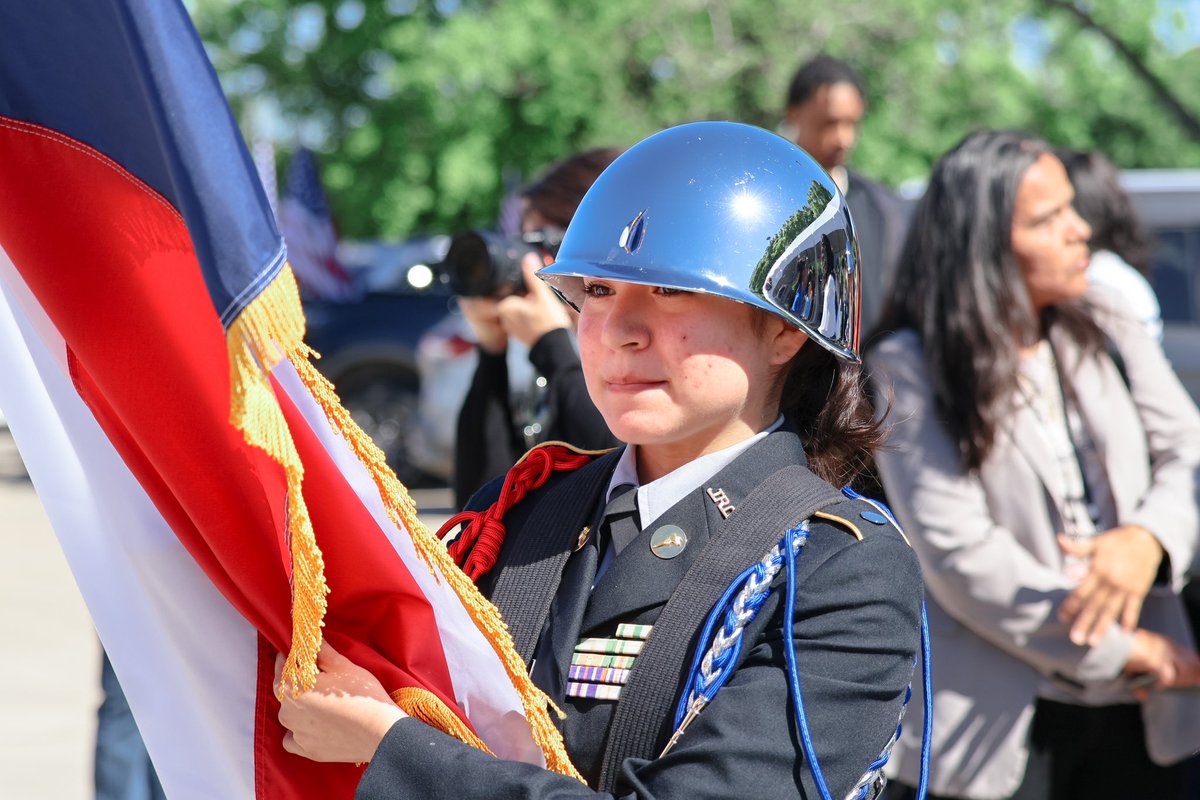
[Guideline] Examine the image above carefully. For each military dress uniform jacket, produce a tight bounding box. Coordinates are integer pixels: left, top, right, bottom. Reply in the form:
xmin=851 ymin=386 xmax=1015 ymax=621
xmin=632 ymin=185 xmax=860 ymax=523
xmin=358 ymin=423 xmax=924 ymax=800
xmin=869 ymin=292 xmax=1200 ymax=799
xmin=844 ymin=169 xmax=911 ymax=341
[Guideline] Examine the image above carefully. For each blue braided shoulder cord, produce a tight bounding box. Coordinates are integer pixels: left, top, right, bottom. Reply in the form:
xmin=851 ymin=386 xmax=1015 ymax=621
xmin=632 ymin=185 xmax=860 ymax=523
xmin=666 ymin=498 xmax=933 ymax=800
xmin=780 ymin=522 xmax=838 ymax=798
xmin=842 ymin=487 xmax=933 ymax=800
xmin=671 ymin=523 xmax=810 ymax=733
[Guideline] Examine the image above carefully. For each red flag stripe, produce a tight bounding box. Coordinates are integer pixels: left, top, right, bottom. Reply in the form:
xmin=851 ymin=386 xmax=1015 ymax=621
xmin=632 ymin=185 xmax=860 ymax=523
xmin=0 ymin=117 xmax=466 ymax=796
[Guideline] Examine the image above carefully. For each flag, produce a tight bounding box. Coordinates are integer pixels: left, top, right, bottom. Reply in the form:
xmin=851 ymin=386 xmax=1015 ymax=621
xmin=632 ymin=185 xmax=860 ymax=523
xmin=0 ymin=3 xmax=576 ymax=798
xmin=254 ymin=137 xmax=280 ymax=219
xmin=278 ymin=147 xmax=360 ymax=302
xmin=497 ymin=187 xmax=526 ymax=238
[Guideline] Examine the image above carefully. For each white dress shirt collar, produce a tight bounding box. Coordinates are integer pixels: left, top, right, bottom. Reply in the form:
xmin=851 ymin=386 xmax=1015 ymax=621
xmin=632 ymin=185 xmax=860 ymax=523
xmin=606 ymin=415 xmax=785 ymax=529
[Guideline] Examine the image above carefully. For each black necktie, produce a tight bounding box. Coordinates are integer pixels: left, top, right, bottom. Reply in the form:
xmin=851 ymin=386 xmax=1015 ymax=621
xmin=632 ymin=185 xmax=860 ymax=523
xmin=595 ymin=483 xmax=639 ymax=583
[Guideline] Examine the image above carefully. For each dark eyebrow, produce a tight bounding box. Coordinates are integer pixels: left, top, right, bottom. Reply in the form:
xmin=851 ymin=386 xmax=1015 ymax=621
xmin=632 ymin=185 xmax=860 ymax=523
xmin=1026 ymin=194 xmax=1073 ymax=225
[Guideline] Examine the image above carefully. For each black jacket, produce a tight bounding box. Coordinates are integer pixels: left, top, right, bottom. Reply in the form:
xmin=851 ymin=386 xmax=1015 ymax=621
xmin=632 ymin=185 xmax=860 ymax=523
xmin=363 ymin=424 xmax=923 ymax=800
xmin=845 ymin=169 xmax=911 ymax=341
xmin=453 ymin=327 xmax=618 ymax=510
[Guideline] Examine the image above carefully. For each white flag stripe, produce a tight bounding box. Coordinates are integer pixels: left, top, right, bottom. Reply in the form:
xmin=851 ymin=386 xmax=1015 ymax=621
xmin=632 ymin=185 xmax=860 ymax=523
xmin=274 ymin=361 xmax=545 ymax=766
xmin=0 ymin=248 xmax=258 ymax=800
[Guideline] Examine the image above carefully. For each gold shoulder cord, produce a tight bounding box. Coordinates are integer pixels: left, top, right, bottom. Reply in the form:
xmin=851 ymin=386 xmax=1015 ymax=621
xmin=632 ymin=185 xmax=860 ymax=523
xmin=813 ymin=508 xmax=914 ymax=547
xmin=811 ymin=511 xmax=865 ymax=541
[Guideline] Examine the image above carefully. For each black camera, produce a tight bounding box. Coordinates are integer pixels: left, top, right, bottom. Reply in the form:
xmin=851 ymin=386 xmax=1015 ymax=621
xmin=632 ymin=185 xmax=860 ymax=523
xmin=442 ymin=228 xmax=564 ymax=298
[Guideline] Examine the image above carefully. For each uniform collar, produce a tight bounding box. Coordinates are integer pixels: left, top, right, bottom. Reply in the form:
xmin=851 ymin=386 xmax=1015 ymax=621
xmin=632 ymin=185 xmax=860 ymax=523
xmin=606 ymin=415 xmax=786 ymax=530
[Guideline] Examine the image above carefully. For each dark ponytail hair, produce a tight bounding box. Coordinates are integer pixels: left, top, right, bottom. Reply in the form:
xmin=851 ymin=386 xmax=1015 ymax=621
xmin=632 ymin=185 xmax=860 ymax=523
xmin=779 ymin=341 xmax=884 ymax=488
xmin=1055 ymin=147 xmax=1155 ymax=276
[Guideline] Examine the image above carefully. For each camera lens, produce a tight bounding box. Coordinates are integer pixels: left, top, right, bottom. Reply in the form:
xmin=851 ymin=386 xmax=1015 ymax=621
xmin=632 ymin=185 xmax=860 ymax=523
xmin=443 ymin=231 xmax=494 ymax=297
xmin=443 ymin=229 xmax=533 ymax=297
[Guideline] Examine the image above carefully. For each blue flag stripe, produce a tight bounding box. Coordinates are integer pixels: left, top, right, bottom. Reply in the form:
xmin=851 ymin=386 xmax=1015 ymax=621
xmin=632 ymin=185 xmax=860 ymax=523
xmin=0 ymin=0 xmax=283 ymax=327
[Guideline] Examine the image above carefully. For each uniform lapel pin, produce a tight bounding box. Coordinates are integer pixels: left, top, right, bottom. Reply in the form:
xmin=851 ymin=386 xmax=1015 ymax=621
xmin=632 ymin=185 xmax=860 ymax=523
xmin=574 ymin=525 xmax=592 ymax=552
xmin=650 ymin=524 xmax=688 ymax=559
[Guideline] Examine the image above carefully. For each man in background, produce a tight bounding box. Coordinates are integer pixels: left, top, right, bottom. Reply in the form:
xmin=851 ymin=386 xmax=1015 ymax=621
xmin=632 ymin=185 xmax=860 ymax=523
xmin=784 ymin=55 xmax=910 ymax=338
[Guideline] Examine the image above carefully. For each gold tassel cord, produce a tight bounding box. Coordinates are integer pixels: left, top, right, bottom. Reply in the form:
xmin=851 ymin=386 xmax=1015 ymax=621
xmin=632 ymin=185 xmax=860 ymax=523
xmin=289 ymin=352 xmax=584 ymax=782
xmin=226 ymin=264 xmax=328 ymax=692
xmin=391 ymin=687 xmax=494 ymax=755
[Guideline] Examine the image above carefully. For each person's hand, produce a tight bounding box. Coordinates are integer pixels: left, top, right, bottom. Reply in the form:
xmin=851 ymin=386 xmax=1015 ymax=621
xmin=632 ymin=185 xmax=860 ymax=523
xmin=1124 ymin=629 xmax=1200 ymax=695
xmin=275 ymin=643 xmax=406 ymax=763
xmin=495 ymin=254 xmax=574 ymax=348
xmin=1057 ymin=525 xmax=1163 ymax=646
xmin=457 ymin=296 xmax=507 ymax=355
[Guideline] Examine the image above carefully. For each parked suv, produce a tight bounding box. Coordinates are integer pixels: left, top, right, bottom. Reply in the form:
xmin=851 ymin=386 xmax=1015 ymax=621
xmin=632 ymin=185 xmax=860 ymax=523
xmin=1125 ymin=169 xmax=1200 ymax=400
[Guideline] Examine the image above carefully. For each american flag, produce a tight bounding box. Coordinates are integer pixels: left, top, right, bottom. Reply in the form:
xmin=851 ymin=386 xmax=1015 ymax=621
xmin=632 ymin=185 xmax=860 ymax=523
xmin=0 ymin=2 xmax=574 ymax=796
xmin=279 ymin=147 xmax=360 ymax=302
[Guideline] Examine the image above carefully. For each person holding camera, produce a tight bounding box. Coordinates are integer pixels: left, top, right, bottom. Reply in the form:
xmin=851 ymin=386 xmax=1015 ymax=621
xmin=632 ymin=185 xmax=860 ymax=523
xmin=451 ymin=148 xmax=623 ymax=510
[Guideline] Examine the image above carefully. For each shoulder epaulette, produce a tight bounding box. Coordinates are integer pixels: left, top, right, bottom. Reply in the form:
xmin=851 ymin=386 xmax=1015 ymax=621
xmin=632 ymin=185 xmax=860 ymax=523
xmin=514 ymin=440 xmax=618 ymax=467
xmin=810 ymin=493 xmax=913 ymax=548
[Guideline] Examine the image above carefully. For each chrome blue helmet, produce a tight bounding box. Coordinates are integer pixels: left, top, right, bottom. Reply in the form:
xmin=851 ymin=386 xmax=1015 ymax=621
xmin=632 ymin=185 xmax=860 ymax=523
xmin=538 ymin=121 xmax=862 ymax=362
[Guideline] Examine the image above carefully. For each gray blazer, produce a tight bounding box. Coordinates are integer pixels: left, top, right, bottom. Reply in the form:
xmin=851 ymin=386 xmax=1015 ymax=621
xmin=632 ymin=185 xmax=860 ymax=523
xmin=867 ymin=292 xmax=1200 ymax=799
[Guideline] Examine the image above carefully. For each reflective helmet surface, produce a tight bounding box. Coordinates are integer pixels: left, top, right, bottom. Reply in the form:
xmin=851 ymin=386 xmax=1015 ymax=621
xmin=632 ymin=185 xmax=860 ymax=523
xmin=538 ymin=121 xmax=862 ymax=362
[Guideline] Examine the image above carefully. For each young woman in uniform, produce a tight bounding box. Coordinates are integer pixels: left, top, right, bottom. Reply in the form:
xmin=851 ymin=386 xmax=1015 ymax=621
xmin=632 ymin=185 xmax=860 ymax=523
xmin=277 ymin=121 xmax=927 ymax=800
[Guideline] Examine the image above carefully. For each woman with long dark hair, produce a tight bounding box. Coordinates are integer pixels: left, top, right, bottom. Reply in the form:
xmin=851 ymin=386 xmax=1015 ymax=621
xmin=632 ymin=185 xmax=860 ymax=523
xmin=274 ymin=122 xmax=926 ymax=800
xmin=869 ymin=130 xmax=1200 ymax=800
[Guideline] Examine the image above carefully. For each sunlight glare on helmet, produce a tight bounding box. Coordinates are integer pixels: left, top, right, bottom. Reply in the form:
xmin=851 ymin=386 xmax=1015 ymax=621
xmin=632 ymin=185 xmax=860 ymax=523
xmin=729 ymin=189 xmax=764 ymax=223
xmin=703 ymin=269 xmax=735 ymax=289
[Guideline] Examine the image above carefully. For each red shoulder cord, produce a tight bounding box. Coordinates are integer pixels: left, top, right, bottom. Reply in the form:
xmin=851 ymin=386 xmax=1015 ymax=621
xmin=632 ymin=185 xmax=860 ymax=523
xmin=442 ymin=444 xmax=598 ymax=581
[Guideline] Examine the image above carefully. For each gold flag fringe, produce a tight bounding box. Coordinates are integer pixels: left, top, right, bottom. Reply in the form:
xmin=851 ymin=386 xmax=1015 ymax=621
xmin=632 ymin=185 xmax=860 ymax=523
xmin=224 ymin=262 xmax=579 ymax=777
xmin=391 ymin=687 xmax=494 ymax=755
xmin=288 ymin=350 xmax=584 ymax=781
xmin=226 ymin=264 xmax=328 ymax=693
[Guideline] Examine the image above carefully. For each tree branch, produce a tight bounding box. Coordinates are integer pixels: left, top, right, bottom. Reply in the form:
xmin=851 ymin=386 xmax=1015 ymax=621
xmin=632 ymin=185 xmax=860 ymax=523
xmin=1040 ymin=0 xmax=1200 ymax=142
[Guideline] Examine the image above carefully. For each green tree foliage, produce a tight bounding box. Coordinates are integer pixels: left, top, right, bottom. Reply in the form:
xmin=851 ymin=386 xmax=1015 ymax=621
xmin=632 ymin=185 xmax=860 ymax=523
xmin=750 ymin=181 xmax=835 ymax=293
xmin=188 ymin=0 xmax=1200 ymax=239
